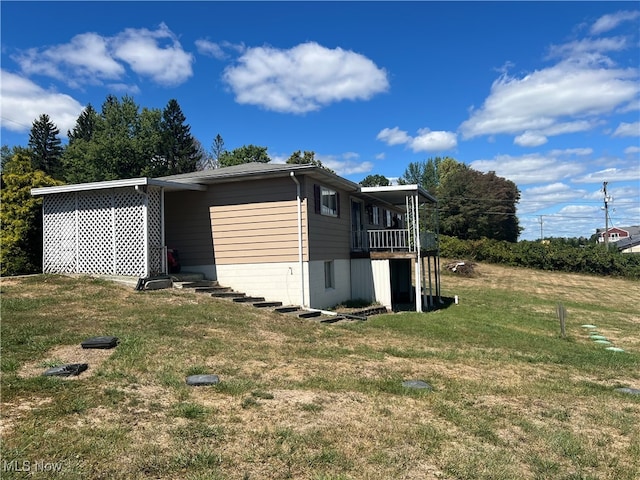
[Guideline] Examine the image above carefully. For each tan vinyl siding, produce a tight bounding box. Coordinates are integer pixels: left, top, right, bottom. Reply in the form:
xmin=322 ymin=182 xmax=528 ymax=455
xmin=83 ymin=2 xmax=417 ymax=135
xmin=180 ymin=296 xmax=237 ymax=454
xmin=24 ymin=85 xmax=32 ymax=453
xmin=210 ymin=179 xmax=308 ymax=265
xmin=305 ymin=182 xmax=351 ymax=261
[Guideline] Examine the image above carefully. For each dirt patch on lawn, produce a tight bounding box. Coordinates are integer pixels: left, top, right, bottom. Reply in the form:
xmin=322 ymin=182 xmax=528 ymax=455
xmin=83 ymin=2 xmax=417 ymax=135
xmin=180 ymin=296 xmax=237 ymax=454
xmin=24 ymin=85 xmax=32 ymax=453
xmin=17 ymin=344 xmax=117 ymax=379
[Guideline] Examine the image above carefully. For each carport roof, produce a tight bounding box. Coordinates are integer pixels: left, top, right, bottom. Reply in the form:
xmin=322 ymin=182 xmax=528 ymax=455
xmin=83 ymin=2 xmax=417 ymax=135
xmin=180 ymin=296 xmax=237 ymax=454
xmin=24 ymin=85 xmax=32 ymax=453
xmin=360 ymin=185 xmax=437 ymax=205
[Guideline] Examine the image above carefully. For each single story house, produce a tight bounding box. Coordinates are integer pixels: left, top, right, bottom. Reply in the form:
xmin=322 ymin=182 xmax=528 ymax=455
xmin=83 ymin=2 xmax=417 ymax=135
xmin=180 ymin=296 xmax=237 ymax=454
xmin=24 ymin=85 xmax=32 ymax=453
xmin=31 ymin=163 xmax=441 ymax=312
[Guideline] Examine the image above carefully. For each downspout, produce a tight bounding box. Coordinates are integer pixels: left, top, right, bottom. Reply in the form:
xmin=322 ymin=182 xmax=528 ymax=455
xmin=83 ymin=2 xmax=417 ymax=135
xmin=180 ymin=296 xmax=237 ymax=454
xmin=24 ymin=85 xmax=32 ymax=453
xmin=290 ymin=172 xmax=306 ymax=307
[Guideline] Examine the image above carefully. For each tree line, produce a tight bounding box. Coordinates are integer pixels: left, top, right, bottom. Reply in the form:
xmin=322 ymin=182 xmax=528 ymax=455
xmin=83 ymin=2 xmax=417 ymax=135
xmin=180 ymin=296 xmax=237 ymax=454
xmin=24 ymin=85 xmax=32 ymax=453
xmin=0 ymin=94 xmax=335 ymax=275
xmin=361 ymin=157 xmax=521 ymax=243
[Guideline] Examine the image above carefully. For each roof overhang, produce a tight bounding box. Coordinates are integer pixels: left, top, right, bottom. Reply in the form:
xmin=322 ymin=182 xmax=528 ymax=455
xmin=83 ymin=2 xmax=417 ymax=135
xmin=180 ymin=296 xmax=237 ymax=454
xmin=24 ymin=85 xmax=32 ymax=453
xmin=158 ymin=163 xmax=361 ymax=194
xmin=31 ymin=177 xmax=206 ymax=196
xmin=360 ymin=184 xmax=437 ymax=205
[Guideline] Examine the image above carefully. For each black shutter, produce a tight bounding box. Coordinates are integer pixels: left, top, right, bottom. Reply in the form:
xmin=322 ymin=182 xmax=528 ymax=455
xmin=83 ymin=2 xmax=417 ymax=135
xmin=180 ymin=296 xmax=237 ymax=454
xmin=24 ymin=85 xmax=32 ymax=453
xmin=314 ymin=184 xmax=321 ymax=214
xmin=336 ymin=192 xmax=341 ymax=217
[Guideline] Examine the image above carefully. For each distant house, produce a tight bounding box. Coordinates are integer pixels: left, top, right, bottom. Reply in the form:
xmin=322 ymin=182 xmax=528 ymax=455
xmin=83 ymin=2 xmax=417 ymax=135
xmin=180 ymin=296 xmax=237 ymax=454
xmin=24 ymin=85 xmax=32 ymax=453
xmin=596 ymin=225 xmax=640 ymax=244
xmin=31 ymin=163 xmax=442 ymax=312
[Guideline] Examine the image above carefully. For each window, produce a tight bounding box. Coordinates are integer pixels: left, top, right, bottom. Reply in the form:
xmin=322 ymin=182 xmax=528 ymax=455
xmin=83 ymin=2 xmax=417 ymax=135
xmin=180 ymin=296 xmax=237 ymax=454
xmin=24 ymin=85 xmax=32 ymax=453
xmin=314 ymin=185 xmax=340 ymax=217
xmin=369 ymin=205 xmax=380 ymax=225
xmin=321 ymin=187 xmax=338 ymax=216
xmin=324 ymin=261 xmax=335 ymax=289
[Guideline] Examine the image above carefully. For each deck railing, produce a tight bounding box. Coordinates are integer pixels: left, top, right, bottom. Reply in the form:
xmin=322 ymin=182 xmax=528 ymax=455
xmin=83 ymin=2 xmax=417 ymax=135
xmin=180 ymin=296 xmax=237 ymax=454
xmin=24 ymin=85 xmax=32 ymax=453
xmin=353 ymin=229 xmax=438 ymax=253
xmin=368 ymin=229 xmax=411 ymax=251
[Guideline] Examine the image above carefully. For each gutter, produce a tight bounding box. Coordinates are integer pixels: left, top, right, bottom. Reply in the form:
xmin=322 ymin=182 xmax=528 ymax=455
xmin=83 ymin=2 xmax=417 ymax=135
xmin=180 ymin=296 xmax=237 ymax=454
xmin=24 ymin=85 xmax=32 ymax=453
xmin=290 ymin=172 xmax=306 ymax=307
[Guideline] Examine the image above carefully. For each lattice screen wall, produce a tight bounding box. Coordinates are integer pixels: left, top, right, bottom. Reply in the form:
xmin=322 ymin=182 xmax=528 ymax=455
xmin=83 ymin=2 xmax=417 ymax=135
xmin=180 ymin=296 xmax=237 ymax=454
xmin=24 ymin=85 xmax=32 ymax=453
xmin=42 ymin=186 xmax=164 ymax=276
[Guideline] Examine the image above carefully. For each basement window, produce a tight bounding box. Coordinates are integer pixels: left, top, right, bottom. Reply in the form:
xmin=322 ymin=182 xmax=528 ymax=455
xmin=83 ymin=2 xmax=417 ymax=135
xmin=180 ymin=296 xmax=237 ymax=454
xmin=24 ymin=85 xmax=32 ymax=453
xmin=324 ymin=261 xmax=335 ymax=289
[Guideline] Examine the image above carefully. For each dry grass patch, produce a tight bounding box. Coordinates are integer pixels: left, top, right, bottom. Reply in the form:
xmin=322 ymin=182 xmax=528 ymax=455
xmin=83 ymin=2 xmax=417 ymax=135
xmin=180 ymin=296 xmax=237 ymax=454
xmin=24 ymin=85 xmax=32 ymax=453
xmin=1 ymin=269 xmax=639 ymax=479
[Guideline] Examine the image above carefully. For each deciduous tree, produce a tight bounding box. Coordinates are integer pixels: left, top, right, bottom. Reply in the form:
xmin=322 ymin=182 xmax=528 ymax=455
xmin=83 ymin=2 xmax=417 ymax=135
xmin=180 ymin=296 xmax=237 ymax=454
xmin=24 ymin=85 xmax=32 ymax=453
xmin=359 ymin=174 xmax=390 ymax=187
xmin=1 ymin=150 xmax=61 ymax=275
xmin=219 ymin=144 xmax=270 ymax=167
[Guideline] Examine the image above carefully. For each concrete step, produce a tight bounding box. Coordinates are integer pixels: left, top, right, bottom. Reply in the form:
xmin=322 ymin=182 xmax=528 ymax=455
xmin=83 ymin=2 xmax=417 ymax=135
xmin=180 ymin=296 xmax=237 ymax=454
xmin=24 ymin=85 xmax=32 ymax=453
xmin=171 ymin=272 xmax=206 ymax=283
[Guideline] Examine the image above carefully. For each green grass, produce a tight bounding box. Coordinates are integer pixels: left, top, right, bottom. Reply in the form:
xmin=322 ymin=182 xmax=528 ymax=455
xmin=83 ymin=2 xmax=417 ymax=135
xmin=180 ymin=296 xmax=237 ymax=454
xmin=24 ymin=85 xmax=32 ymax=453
xmin=1 ymin=266 xmax=639 ymax=479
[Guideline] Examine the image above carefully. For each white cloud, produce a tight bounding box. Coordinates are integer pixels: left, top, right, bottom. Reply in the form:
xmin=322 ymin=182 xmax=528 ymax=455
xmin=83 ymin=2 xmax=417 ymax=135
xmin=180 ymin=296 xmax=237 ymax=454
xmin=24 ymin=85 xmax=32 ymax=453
xmin=612 ymin=121 xmax=640 ymax=137
xmin=0 ymin=70 xmax=84 ymax=135
xmin=376 ymin=127 xmax=410 ymax=146
xmin=14 ymin=33 xmax=124 ymax=88
xmin=315 ymin=152 xmax=372 ymax=176
xmin=111 ymin=23 xmax=193 ymax=86
xmin=573 ymin=164 xmax=640 ymax=183
xmin=518 ymin=182 xmax=589 ymax=214
xmin=12 ymin=23 xmax=194 ymax=88
xmin=549 ymin=148 xmax=593 ymax=157
xmin=222 ymin=42 xmax=389 ymax=114
xmin=590 ymin=10 xmax=640 ymax=35
xmin=195 ymin=39 xmax=227 ymax=60
xmin=377 ymin=126 xmax=457 ymax=152
xmin=460 ymin=18 xmax=640 ymax=143
xmin=410 ymin=128 xmax=457 ymax=152
xmin=470 ymin=152 xmax=585 ymax=185
xmin=460 ymin=62 xmax=639 ymax=139
xmin=624 ymin=145 xmax=640 ymax=155
xmin=514 ymin=130 xmax=548 ymax=147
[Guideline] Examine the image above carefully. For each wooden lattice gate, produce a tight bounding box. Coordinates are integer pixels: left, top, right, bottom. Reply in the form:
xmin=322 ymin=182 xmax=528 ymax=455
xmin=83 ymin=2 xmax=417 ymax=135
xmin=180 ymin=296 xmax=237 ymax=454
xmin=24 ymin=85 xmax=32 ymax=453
xmin=42 ymin=186 xmax=164 ymax=277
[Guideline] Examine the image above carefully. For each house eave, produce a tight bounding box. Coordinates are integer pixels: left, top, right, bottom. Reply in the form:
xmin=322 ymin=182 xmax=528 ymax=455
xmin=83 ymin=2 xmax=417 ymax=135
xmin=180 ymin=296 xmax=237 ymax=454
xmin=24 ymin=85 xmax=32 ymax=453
xmin=31 ymin=177 xmax=206 ymax=196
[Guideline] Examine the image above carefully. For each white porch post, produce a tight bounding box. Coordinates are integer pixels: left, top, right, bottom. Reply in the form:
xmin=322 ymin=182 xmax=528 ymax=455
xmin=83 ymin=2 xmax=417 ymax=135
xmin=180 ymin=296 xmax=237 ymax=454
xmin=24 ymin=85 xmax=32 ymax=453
xmin=414 ymin=192 xmax=423 ymax=312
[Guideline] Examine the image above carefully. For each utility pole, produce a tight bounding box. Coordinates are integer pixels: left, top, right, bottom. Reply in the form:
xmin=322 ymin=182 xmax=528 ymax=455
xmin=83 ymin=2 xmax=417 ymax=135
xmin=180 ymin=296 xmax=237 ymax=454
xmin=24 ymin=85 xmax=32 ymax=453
xmin=538 ymin=215 xmax=544 ymax=241
xmin=603 ymin=181 xmax=610 ymax=249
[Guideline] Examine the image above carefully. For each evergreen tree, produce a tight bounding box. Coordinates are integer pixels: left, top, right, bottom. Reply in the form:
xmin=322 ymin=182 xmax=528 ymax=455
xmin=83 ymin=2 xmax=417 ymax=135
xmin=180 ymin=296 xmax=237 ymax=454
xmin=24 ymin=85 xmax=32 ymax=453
xmin=99 ymin=95 xmax=146 ymax=179
xmin=1 ymin=151 xmax=61 ymax=275
xmin=28 ymin=114 xmax=63 ymax=179
xmin=157 ymin=99 xmax=201 ymax=176
xmin=206 ymin=133 xmax=226 ymax=170
xmin=67 ymin=104 xmax=98 ymax=143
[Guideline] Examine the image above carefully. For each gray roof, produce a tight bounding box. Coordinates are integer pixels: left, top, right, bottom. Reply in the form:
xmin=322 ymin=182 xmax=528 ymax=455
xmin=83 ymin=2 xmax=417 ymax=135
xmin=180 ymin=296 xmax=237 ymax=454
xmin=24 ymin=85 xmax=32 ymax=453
xmin=157 ymin=162 xmax=361 ymax=192
xmin=616 ymin=235 xmax=640 ymax=250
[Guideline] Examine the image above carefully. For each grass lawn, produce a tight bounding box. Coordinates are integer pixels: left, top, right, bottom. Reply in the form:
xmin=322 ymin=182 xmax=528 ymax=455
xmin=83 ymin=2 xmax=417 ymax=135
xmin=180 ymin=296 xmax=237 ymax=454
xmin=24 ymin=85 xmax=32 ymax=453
xmin=1 ymin=263 xmax=639 ymax=479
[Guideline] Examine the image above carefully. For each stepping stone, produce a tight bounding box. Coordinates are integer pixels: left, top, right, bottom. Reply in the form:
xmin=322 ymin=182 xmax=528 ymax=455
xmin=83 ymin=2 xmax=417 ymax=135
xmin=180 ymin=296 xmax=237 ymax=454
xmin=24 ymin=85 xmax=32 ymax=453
xmin=402 ymin=380 xmax=433 ymax=390
xmin=581 ymin=324 xmax=597 ymax=329
xmin=81 ymin=336 xmax=119 ymax=349
xmin=605 ymin=347 xmax=625 ymax=353
xmin=590 ymin=335 xmax=608 ymax=341
xmin=615 ymin=387 xmax=640 ymax=395
xmin=186 ymin=374 xmax=220 ymax=386
xmin=593 ymin=340 xmax=612 ymax=345
xmin=43 ymin=363 xmax=88 ymax=377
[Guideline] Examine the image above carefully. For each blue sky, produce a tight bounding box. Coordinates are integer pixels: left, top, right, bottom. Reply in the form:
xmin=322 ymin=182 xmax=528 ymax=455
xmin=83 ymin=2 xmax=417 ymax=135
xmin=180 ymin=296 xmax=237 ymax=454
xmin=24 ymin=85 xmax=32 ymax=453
xmin=1 ymin=1 xmax=639 ymax=241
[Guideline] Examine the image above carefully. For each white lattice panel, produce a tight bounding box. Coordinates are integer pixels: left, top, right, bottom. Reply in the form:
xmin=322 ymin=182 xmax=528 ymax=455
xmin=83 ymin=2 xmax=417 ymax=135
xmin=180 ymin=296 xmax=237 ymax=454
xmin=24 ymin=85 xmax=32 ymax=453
xmin=114 ymin=188 xmax=145 ymax=276
xmin=147 ymin=187 xmax=164 ymax=275
xmin=41 ymin=186 xmax=164 ymax=277
xmin=77 ymin=190 xmax=114 ymax=274
xmin=43 ymin=193 xmax=76 ymax=273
